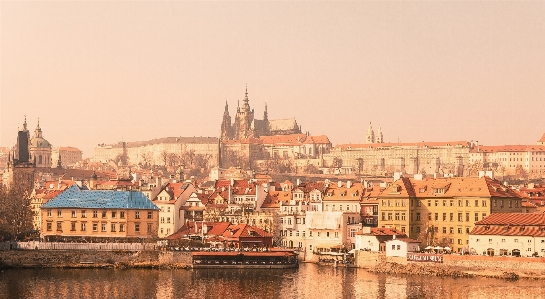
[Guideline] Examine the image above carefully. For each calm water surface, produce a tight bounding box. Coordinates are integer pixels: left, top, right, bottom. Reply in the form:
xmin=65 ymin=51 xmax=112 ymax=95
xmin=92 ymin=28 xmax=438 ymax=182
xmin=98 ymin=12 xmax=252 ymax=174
xmin=1 ymin=263 xmax=544 ymax=299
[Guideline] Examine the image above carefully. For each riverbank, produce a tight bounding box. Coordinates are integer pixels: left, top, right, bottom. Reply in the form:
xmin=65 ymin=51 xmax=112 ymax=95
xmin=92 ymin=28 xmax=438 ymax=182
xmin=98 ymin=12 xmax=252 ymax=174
xmin=356 ymin=251 xmax=545 ymax=280
xmin=0 ymin=250 xmax=192 ymax=270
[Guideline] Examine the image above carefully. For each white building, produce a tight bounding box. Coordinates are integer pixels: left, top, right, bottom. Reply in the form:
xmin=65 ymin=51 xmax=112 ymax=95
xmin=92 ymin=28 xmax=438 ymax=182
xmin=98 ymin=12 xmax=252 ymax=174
xmin=385 ymin=237 xmax=421 ymax=257
xmin=469 ymin=213 xmax=545 ymax=257
xmin=152 ymin=182 xmax=196 ymax=238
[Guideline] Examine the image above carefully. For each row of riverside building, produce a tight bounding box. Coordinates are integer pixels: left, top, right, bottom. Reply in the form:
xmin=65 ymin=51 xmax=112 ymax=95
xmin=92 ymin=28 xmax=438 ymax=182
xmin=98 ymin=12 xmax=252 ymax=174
xmin=32 ymin=169 xmax=545 ymax=259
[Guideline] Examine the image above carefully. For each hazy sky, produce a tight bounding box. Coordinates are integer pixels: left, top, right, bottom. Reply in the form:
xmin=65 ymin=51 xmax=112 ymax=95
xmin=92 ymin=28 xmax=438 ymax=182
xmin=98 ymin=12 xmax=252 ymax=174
xmin=1 ymin=1 xmax=544 ymax=158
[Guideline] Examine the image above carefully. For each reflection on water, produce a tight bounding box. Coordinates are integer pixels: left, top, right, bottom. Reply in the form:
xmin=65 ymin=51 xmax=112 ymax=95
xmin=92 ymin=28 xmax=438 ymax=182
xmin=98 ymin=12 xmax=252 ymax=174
xmin=1 ymin=264 xmax=545 ymax=299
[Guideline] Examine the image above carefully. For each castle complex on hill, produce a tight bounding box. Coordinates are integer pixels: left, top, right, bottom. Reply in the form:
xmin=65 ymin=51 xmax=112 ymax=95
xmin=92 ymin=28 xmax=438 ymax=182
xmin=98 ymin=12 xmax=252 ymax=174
xmin=220 ymin=87 xmax=302 ymax=140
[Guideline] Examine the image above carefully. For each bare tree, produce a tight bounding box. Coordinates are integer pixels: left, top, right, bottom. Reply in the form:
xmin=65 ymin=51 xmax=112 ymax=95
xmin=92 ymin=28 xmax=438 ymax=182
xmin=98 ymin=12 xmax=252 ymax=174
xmin=160 ymin=151 xmax=169 ymax=167
xmin=0 ymin=185 xmax=34 ymax=240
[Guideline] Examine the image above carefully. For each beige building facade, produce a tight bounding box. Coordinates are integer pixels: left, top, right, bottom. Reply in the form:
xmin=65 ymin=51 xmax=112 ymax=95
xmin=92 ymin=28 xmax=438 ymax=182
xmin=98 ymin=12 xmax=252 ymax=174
xmin=377 ymin=176 xmax=523 ymax=253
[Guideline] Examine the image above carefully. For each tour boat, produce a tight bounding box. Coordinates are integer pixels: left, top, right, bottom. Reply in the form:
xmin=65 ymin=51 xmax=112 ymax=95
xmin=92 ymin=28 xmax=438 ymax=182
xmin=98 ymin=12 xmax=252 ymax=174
xmin=191 ymin=250 xmax=298 ymax=269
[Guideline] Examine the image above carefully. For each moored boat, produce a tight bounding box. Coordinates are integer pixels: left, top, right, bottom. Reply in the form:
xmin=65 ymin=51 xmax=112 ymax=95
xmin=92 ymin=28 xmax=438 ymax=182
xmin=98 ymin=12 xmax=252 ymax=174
xmin=192 ymin=250 xmax=298 ymax=269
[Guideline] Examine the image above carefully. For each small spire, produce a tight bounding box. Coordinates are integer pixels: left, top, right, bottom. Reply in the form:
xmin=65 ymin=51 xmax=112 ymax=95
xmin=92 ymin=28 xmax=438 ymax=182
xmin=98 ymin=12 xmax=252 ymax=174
xmin=23 ymin=115 xmax=28 ymax=131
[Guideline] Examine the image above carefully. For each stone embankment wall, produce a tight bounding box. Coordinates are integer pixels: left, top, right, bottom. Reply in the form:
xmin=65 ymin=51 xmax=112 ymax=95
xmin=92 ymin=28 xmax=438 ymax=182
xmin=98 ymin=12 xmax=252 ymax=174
xmin=0 ymin=250 xmax=192 ymax=269
xmin=354 ymin=251 xmax=545 ymax=279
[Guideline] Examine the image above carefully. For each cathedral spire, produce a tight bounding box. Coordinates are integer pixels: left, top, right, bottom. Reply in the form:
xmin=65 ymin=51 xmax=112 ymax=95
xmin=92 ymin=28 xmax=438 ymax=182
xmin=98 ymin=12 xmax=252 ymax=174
xmin=23 ymin=115 xmax=28 ymax=132
xmin=263 ymin=102 xmax=268 ymax=121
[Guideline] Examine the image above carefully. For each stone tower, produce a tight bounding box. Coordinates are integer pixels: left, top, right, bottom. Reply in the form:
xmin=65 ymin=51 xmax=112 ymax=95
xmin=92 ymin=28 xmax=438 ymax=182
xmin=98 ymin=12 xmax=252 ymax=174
xmin=366 ymin=122 xmax=375 ymax=144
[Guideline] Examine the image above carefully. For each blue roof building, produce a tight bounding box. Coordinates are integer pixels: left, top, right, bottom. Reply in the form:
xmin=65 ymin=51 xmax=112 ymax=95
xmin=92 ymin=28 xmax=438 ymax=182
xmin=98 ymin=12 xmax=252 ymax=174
xmin=41 ymin=184 xmax=160 ymax=241
xmin=42 ymin=184 xmax=159 ymax=210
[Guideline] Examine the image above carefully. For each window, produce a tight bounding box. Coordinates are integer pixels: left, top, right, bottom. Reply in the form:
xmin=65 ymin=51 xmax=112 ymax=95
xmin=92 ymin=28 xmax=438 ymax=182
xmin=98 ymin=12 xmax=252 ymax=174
xmin=443 ymin=213 xmax=447 ymax=221
xmin=135 ymin=223 xmax=140 ymax=232
xmin=56 ymin=222 xmax=62 ymax=231
xmin=466 ymin=228 xmax=470 ymax=234
xmin=428 ymin=213 xmax=432 ymax=221
xmin=47 ymin=210 xmax=52 ymax=217
xmin=120 ymin=212 xmax=125 ymax=219
xmin=482 ymin=200 xmax=487 ymax=207
xmin=57 ymin=210 xmax=62 ymax=217
xmin=326 ymin=232 xmax=330 ymax=237
xmin=458 ymin=228 xmax=462 ymax=234
xmin=46 ymin=222 xmax=52 ymax=231
xmin=475 ymin=213 xmax=479 ymax=221
xmin=466 ymin=200 xmax=470 ymax=207
xmin=443 ymin=200 xmax=447 ymax=206
xmin=111 ymin=223 xmax=116 ymax=232
xmin=102 ymin=211 xmax=107 ymax=218
xmin=101 ymin=223 xmax=107 ymax=232
xmin=427 ymin=200 xmax=431 ymax=206
xmin=70 ymin=222 xmax=76 ymax=231
xmin=475 ymin=200 xmax=479 ymax=207
xmin=147 ymin=211 xmax=152 ymax=219
xmin=435 ymin=213 xmax=439 ymax=221
xmin=458 ymin=213 xmax=462 ymax=222
xmin=160 ymin=217 xmax=165 ymax=224
xmin=388 ymin=213 xmax=392 ymax=220
xmin=416 ymin=213 xmax=421 ymax=221
xmin=120 ymin=224 xmax=125 ymax=232
xmin=417 ymin=201 xmax=421 ymax=207
xmin=112 ymin=211 xmax=117 ymax=218
xmin=334 ymin=232 xmax=339 ymax=238
xmin=450 ymin=213 xmax=453 ymax=221
xmin=442 ymin=227 xmax=447 ymax=233
xmin=71 ymin=211 xmax=76 ymax=218
xmin=93 ymin=211 xmax=98 ymax=218
xmin=449 ymin=227 xmax=454 ymax=234
xmin=92 ymin=223 xmax=98 ymax=231
xmin=135 ymin=211 xmax=140 ymax=219
xmin=395 ymin=213 xmax=400 ymax=221
xmin=81 ymin=223 xmax=86 ymax=231
xmin=466 ymin=213 xmax=470 ymax=222
xmin=147 ymin=224 xmax=152 ymax=233
xmin=416 ymin=226 xmax=421 ymax=233
xmin=81 ymin=210 xmax=86 ymax=218
xmin=450 ymin=200 xmax=454 ymax=207
xmin=482 ymin=213 xmax=487 ymax=219
xmin=401 ymin=213 xmax=406 ymax=221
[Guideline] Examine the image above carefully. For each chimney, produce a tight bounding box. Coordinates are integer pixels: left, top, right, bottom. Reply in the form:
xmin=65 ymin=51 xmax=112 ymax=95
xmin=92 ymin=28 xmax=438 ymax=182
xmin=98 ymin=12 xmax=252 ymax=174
xmin=296 ymin=179 xmax=301 ymax=186
xmin=478 ymin=171 xmax=485 ymax=178
xmin=347 ymin=181 xmax=352 ymax=188
xmin=485 ymin=171 xmax=494 ymax=180
xmin=338 ymin=181 xmax=342 ymax=188
xmin=362 ymin=226 xmax=371 ymax=234
xmin=394 ymin=172 xmax=401 ymax=182
xmin=393 ymin=234 xmax=396 ymax=240
xmin=414 ymin=174 xmax=423 ymax=180
xmin=230 ymin=178 xmax=234 ymax=186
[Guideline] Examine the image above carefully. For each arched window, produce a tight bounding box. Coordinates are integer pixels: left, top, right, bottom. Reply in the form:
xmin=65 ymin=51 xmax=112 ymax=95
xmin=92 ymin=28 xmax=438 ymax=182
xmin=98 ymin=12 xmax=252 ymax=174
xmin=38 ymin=155 xmax=42 ymax=164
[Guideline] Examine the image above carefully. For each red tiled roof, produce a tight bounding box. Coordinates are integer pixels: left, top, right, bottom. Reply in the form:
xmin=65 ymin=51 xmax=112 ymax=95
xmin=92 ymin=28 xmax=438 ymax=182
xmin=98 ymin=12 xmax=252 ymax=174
xmin=521 ymin=201 xmax=538 ymax=208
xmin=475 ymin=213 xmax=545 ymax=226
xmin=471 ymin=225 xmax=545 ymax=237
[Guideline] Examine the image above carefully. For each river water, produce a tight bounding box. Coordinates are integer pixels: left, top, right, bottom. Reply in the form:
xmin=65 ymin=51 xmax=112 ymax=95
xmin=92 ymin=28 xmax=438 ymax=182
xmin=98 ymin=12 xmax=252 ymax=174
xmin=1 ymin=263 xmax=544 ymax=299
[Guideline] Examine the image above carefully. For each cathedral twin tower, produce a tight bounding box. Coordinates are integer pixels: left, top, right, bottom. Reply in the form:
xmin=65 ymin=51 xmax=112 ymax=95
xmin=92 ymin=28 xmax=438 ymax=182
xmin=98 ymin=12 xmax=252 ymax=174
xmin=220 ymin=86 xmax=302 ymax=140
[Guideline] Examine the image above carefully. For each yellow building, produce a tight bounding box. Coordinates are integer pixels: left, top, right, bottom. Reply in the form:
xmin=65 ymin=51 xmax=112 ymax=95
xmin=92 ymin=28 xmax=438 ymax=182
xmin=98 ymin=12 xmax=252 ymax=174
xmin=378 ymin=176 xmax=523 ymax=252
xmin=40 ymin=185 xmax=159 ymax=241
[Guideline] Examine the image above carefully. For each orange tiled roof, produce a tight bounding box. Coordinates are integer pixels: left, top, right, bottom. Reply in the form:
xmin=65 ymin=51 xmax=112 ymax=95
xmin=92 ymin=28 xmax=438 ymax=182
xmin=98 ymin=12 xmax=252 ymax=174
xmin=334 ymin=141 xmax=471 ymax=150
xmin=538 ymin=133 xmax=545 ymax=143
xmin=470 ymin=145 xmax=545 ymax=153
xmin=259 ymin=134 xmax=307 ymax=145
xmin=302 ymin=135 xmax=331 ymax=144
xmin=379 ymin=177 xmax=522 ymax=199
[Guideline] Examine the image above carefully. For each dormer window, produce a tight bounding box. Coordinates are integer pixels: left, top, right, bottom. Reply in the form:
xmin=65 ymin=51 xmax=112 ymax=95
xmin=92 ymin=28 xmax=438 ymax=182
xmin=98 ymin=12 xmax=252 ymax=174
xmin=433 ymin=188 xmax=445 ymax=194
